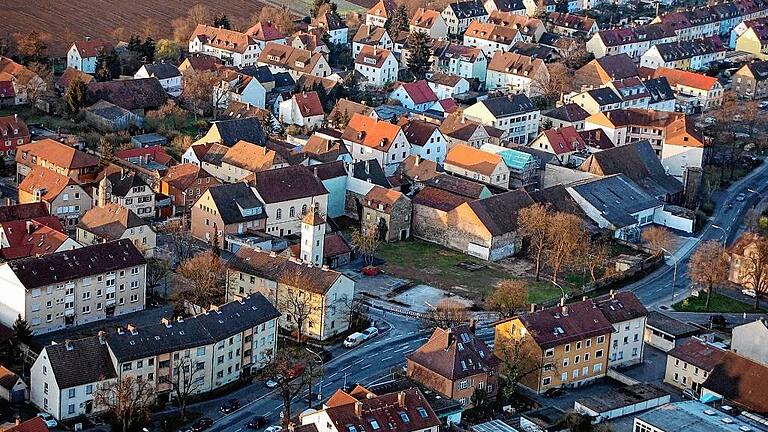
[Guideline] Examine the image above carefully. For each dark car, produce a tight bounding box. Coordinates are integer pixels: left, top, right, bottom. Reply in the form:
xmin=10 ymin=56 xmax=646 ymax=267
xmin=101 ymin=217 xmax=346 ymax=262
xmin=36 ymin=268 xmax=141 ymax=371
xmin=246 ymin=416 xmax=269 ymax=429
xmin=307 ymin=347 xmax=333 ymax=363
xmin=544 ymin=387 xmax=565 ymax=398
xmin=191 ymin=418 xmax=214 ymax=431
xmin=220 ymin=399 xmax=241 ymax=414
xmin=710 ymin=314 xmax=727 ymax=329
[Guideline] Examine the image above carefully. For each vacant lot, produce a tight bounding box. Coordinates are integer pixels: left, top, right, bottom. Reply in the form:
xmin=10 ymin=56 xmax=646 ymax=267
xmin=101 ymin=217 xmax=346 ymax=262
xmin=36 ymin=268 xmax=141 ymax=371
xmin=673 ymin=291 xmax=764 ymax=313
xmin=1 ymin=0 xmax=268 ymax=55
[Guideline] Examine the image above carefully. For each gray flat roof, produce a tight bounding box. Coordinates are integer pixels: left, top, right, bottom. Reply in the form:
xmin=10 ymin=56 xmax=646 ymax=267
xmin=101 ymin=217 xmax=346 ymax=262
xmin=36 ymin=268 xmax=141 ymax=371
xmin=647 ymin=311 xmax=700 ymax=337
xmin=636 ymin=401 xmax=768 ymax=432
xmin=576 ymin=384 xmax=669 ymax=413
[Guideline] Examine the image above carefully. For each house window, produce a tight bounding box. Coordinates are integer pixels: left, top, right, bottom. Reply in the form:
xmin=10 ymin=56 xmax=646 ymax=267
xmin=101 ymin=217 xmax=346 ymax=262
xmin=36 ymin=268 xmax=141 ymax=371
xmin=276 ymin=209 xmax=282 ymax=220
xmin=69 ymin=388 xmax=76 ymax=398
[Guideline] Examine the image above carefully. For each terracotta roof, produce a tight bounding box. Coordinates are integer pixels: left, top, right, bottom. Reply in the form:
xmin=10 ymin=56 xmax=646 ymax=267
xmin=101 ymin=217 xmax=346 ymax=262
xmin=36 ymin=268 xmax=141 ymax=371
xmin=0 ymin=57 xmax=39 ymax=87
xmin=314 ymin=11 xmax=347 ymax=31
xmin=355 ymin=45 xmax=393 ymax=69
xmin=190 ymin=24 xmax=255 ymax=54
xmin=162 ymin=163 xmax=213 ymax=191
xmin=71 ymin=38 xmax=113 ymax=58
xmin=412 ymin=185 xmax=472 ymax=212
xmin=668 ymin=338 xmax=726 ymax=371
xmin=408 ymin=325 xmax=500 ymax=381
xmin=18 ymin=167 xmax=80 ymax=201
xmin=250 ymin=165 xmax=328 ymax=203
xmin=222 ymin=140 xmax=287 ymax=173
xmin=322 ymin=388 xmax=441 ymax=432
xmin=702 ymin=351 xmax=768 ymax=414
xmin=465 ymin=21 xmax=520 ymax=45
xmin=228 ymin=247 xmax=343 ymax=294
xmin=342 ymin=113 xmax=402 ymax=152
xmin=353 ymin=25 xmax=390 ymax=45
xmin=57 ymin=67 xmax=93 ymax=89
xmin=0 ymin=115 xmax=30 ymax=141
xmin=78 ymin=203 xmax=147 ymax=241
xmin=258 ymin=42 xmax=324 ymax=75
xmin=303 ymin=136 xmax=348 ymax=163
xmin=364 ymin=186 xmax=406 ymax=213
xmin=329 ymin=98 xmax=374 ymax=121
xmin=437 ymin=43 xmax=484 ymax=62
xmin=728 ymin=232 xmax=764 ymax=256
xmin=445 ymin=144 xmax=504 ymax=177
xmin=652 ymin=66 xmax=719 ymax=91
xmin=5 ymin=416 xmax=49 ymax=432
xmin=288 ymin=232 xmax=351 ymax=259
xmin=548 ymin=12 xmax=596 ymax=32
xmin=0 ymin=216 xmax=70 ymax=260
xmin=488 ymin=11 xmax=544 ymax=36
xmin=541 ymin=127 xmax=586 ymax=155
xmin=587 ymin=109 xmax=703 ymax=147
xmin=181 ymin=54 xmax=223 ymax=73
xmin=246 ymin=21 xmax=285 ymax=42
xmin=115 ymin=145 xmax=174 ymax=166
xmin=488 ymin=51 xmax=546 ymax=78
xmin=0 ymin=202 xmax=50 ymax=222
xmin=394 ymin=80 xmax=438 ymax=105
xmin=410 ymin=8 xmax=442 ymax=28
xmin=292 ymin=91 xmax=325 ymax=117
xmin=0 ymin=365 xmax=20 ymax=392
xmin=367 ymin=0 xmax=397 ymax=18
xmin=16 ymin=139 xmax=99 ymax=170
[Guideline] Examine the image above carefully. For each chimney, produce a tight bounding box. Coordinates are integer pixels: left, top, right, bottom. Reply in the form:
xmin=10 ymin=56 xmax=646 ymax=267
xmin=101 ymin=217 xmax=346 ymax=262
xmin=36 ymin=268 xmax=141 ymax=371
xmin=397 ymin=391 xmax=406 ymax=407
xmin=414 ymin=155 xmax=420 ymax=166
xmin=469 ymin=318 xmax=476 ymax=334
xmin=26 ymin=220 xmax=34 ymax=234
xmin=98 ymin=330 xmax=107 ymax=345
xmin=446 ymin=328 xmax=454 ymax=349
xmin=176 ymin=316 xmax=184 ymax=323
xmin=85 ymin=36 xmax=91 ymax=42
xmin=65 ymin=339 xmax=73 ymax=351
xmin=127 ymin=324 xmax=137 ymax=335
xmin=14 ymin=417 xmax=20 ymax=426
xmin=161 ymin=317 xmax=172 ymax=328
xmin=559 ymin=297 xmax=565 ymax=307
xmin=530 ymin=303 xmax=536 ymax=313
xmin=354 ymin=401 xmax=363 ymax=417
xmin=117 ymin=327 xmax=124 ymax=335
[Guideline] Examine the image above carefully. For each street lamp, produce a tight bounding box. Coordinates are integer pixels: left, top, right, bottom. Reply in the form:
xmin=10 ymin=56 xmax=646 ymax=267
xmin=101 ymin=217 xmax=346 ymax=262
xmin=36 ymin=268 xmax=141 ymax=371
xmin=305 ymin=348 xmax=324 ymax=406
xmin=659 ymin=247 xmax=678 ymax=300
xmin=711 ymin=224 xmax=727 ymax=247
xmin=551 ymin=280 xmax=566 ymax=305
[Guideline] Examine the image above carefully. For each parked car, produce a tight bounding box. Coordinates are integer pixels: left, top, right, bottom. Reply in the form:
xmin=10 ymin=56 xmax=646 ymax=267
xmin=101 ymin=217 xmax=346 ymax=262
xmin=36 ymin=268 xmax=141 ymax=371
xmin=344 ymin=332 xmax=367 ymax=348
xmin=306 ymin=347 xmax=333 ymax=363
xmin=544 ymin=387 xmax=565 ymax=398
xmin=220 ymin=398 xmax=240 ymax=414
xmin=736 ymin=192 xmax=747 ymax=201
xmin=704 ymin=116 xmax=716 ymax=124
xmin=247 ymin=416 xmax=270 ymax=429
xmin=362 ymin=326 xmax=379 ymax=340
xmin=742 ymin=289 xmax=757 ymax=297
xmin=682 ymin=388 xmax=697 ymax=400
xmin=760 ymin=101 xmax=768 ymax=110
xmin=37 ymin=413 xmax=57 ymax=428
xmin=265 ymin=426 xmax=283 ymax=432
xmin=266 ymin=377 xmax=280 ymax=388
xmin=191 ymin=417 xmax=214 ymax=431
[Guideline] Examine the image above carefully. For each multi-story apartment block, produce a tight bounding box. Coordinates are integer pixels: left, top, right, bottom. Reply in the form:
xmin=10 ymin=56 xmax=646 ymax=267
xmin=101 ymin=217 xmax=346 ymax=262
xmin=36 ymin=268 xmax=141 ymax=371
xmin=226 ymin=247 xmax=355 ymax=341
xmin=732 ymin=60 xmax=768 ymax=99
xmin=592 ymin=291 xmax=648 ymax=368
xmin=94 ymin=170 xmax=156 ymax=219
xmin=664 ymin=338 xmax=725 ymax=396
xmin=15 ymin=139 xmax=100 ymax=184
xmin=494 ymin=298 xmax=613 ymax=393
xmin=0 ymin=239 xmax=146 ymax=335
xmin=463 ymin=94 xmax=539 ymax=145
xmin=188 ymin=25 xmax=261 ymax=68
xmin=30 ymin=294 xmax=280 ymax=420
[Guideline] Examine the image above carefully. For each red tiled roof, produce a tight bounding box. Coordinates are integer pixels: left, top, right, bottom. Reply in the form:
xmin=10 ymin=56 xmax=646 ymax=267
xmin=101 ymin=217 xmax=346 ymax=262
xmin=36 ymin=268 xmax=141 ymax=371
xmin=115 ymin=145 xmax=174 ymax=166
xmin=18 ymin=167 xmax=80 ymax=201
xmin=16 ymin=139 xmax=99 ymax=170
xmin=395 ymin=80 xmax=438 ymax=105
xmin=6 ymin=417 xmax=49 ymax=432
xmin=293 ymin=91 xmax=325 ymax=117
xmin=408 ymin=325 xmax=500 ymax=381
xmin=542 ymin=126 xmax=586 ymax=155
xmin=652 ymin=66 xmax=719 ymax=91
xmin=342 ymin=114 xmax=402 ymax=152
xmin=71 ymin=38 xmax=113 ymax=58
xmin=247 ymin=21 xmax=285 ymax=41
xmin=668 ymin=338 xmax=725 ymax=371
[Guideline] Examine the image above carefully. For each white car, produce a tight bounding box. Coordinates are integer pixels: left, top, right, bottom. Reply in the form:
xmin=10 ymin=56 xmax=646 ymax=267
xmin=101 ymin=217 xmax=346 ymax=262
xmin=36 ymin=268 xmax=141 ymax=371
xmin=704 ymin=117 xmax=716 ymax=124
xmin=265 ymin=377 xmax=280 ymax=388
xmin=742 ymin=289 xmax=757 ymax=297
xmin=265 ymin=426 xmax=283 ymax=432
xmin=362 ymin=326 xmax=379 ymax=340
xmin=37 ymin=413 xmax=57 ymax=428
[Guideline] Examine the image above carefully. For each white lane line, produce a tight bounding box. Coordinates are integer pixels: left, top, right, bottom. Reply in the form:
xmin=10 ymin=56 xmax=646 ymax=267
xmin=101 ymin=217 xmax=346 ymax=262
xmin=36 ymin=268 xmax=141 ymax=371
xmin=339 ymin=364 xmax=353 ymax=372
xmin=393 ymin=346 xmax=411 ymax=353
xmin=381 ymin=355 xmax=393 ymax=361
xmin=361 ymin=363 xmax=372 ymax=369
xmin=381 ymin=346 xmax=396 ymax=353
xmin=328 ymin=372 xmax=338 ymax=378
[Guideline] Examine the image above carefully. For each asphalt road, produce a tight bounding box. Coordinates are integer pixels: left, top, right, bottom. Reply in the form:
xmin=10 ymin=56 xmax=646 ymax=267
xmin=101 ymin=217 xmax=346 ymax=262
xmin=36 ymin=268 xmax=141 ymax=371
xmin=161 ymin=309 xmax=496 ymax=432
xmin=622 ymin=160 xmax=768 ymax=318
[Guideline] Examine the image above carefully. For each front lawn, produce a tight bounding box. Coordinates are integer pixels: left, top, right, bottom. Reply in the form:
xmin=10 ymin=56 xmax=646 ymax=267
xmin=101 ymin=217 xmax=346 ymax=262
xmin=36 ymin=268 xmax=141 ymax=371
xmin=672 ymin=291 xmax=763 ymax=313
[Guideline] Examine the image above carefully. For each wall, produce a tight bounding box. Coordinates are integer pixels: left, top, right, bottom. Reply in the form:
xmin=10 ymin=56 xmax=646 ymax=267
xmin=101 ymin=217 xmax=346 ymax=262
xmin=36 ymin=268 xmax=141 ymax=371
xmin=731 ymin=321 xmax=768 ymax=366
xmin=607 ymin=316 xmax=646 ymax=367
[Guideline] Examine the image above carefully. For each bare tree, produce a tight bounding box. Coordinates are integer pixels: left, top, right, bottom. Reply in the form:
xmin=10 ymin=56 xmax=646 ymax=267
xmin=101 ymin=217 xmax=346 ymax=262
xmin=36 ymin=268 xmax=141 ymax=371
xmin=488 ymin=279 xmax=528 ymax=318
xmin=257 ymin=346 xmax=323 ymax=426
xmin=641 ymin=226 xmax=674 ymax=254
xmin=256 ymin=7 xmax=298 ymax=35
xmin=423 ymin=298 xmax=471 ymax=329
xmin=739 ymin=236 xmax=768 ymax=309
xmin=351 ymin=227 xmax=379 ymax=267
xmin=688 ymin=240 xmax=728 ymax=309
xmin=580 ymin=238 xmax=610 ymax=282
xmin=146 ymin=257 xmax=171 ymax=296
xmin=496 ymin=322 xmax=550 ymax=400
xmin=181 ymin=69 xmax=219 ymax=120
xmin=278 ymin=270 xmax=320 ymax=344
xmin=546 ymin=212 xmax=588 ymax=284
xmin=24 ymin=62 xmax=51 ymax=106
xmin=176 ymin=251 xmax=227 ymax=313
xmin=172 ymin=4 xmax=213 ymax=42
xmin=518 ymin=203 xmax=550 ymax=281
xmin=93 ymin=376 xmax=154 ymax=432
xmin=162 ymin=222 xmax=196 ymax=264
xmin=536 ymin=62 xmax=573 ymax=101
xmin=171 ymin=357 xmax=205 ymax=421
xmin=338 ymin=294 xmax=369 ymax=330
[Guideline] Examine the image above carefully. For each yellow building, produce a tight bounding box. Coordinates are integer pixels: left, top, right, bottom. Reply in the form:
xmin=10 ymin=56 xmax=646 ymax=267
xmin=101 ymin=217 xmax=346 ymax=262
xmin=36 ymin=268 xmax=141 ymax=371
xmin=736 ymin=27 xmax=768 ymax=60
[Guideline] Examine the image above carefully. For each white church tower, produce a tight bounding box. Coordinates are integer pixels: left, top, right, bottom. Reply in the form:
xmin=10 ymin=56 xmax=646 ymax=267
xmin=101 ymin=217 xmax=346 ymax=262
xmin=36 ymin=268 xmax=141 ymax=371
xmin=300 ymin=209 xmax=325 ymax=267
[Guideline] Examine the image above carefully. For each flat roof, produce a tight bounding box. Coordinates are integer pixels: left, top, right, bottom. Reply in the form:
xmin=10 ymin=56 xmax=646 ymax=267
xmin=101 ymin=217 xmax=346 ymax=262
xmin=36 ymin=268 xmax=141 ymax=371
xmin=636 ymin=401 xmax=768 ymax=432
xmin=472 ymin=419 xmax=521 ymax=432
xmin=576 ymin=384 xmax=669 ymax=413
xmin=647 ymin=311 xmax=700 ymax=337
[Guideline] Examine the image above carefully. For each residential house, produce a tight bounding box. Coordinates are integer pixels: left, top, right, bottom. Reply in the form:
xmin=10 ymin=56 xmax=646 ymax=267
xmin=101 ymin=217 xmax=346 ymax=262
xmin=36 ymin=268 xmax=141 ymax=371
xmin=94 ymin=170 xmax=155 ymax=218
xmin=192 ymin=117 xmax=265 ymax=147
xmin=191 ymin=182 xmax=266 ymax=248
xmin=732 ymin=60 xmax=768 ymax=99
xmin=574 ymin=54 xmax=640 ymax=90
xmin=389 ymin=80 xmax=439 ymax=112
xmin=285 ymin=210 xmax=351 ymax=268
xmin=427 ymin=72 xmax=470 ymax=100
xmin=279 ymin=91 xmax=325 ymax=130
xmin=0 ymin=203 xmax=79 ymax=261
xmin=213 ymin=70 xmax=267 ymax=110
xmin=394 ymin=155 xmax=441 ymax=192
xmin=301 ymin=387 xmax=440 ymax=432
xmin=523 ymin=0 xmax=555 ymax=16
xmin=578 ymin=129 xmax=615 ymax=153
xmin=178 ymin=54 xmax=223 ymax=76
xmin=463 ymin=94 xmax=539 ymax=144
xmin=133 ymin=63 xmax=182 ymax=97
xmin=77 ymin=204 xmax=156 ymax=257
xmin=188 ymin=24 xmax=261 ymax=67
xmin=361 ymin=186 xmax=412 ymax=242
xmin=529 ymin=127 xmax=586 ymax=166
xmin=649 ymin=67 xmax=724 ymax=111
xmin=213 ymin=140 xmax=288 ymax=182
xmin=701 ymin=351 xmax=768 ymax=415
xmin=401 ymin=118 xmax=448 ymax=163
xmin=0 ymin=114 xmax=30 ymax=158
xmin=354 ymin=46 xmax=398 ymax=88
xmin=653 ymin=10 xmax=719 ymax=41
xmin=727 ymin=232 xmax=767 ymax=290
xmin=83 ymin=101 xmax=143 ymax=132
xmin=0 ymin=57 xmax=46 ymax=107
xmin=257 ymin=43 xmax=331 ymax=80
xmin=735 ymin=19 xmax=768 ymax=59
xmin=303 ymin=133 xmax=352 ymax=165
xmin=87 ymin=78 xmax=168 ymax=116
xmin=731 ymin=318 xmax=768 ymax=366
xmin=0 ymin=239 xmax=146 ymax=334
xmin=114 ymin=145 xmax=175 ymax=190
xmin=246 ymin=21 xmax=287 ymax=50
xmin=640 ymin=36 xmax=726 ymax=71
xmin=352 ymin=26 xmax=394 ymax=58
xmin=439 ymin=112 xmax=498 ymax=149
xmin=664 ymin=338 xmax=726 ymax=396
xmin=644 ymin=311 xmax=700 ymax=352
xmin=567 ymin=87 xmax=624 ymax=115
xmin=366 ymin=0 xmax=397 ymax=28
xmin=463 ymin=22 xmax=523 ymax=58
xmin=484 ymin=0 xmax=526 ymax=14
xmin=410 ymin=9 xmax=449 ymax=39
xmin=312 ymin=11 xmax=349 ymax=45
xmin=644 ymin=76 xmax=678 ymax=112
xmin=493 ymin=297 xmax=613 ymax=394
xmin=66 ymin=38 xmax=113 ymax=74
xmin=442 ymin=0 xmax=489 ymax=36
xmin=407 ymin=325 xmax=500 ymax=407
xmin=479 ymin=143 xmax=538 ymax=188
xmin=542 ymin=104 xmax=590 ymax=130
xmin=227 ymin=247 xmax=355 ymax=341
xmin=56 ymin=67 xmax=93 ymax=92
xmin=587 ymin=25 xmax=678 ymax=60
xmin=444 ymin=144 xmax=510 ymax=188
xmin=159 ymin=163 xmax=222 ymax=215
xmin=289 ymin=30 xmax=329 ymax=55
xmin=18 ymin=168 xmax=92 ymax=232
xmin=592 ymin=291 xmax=648 ymax=368
xmin=434 ymin=43 xmax=488 ymax=81
xmin=250 ymin=165 xmax=329 ymax=236
xmin=342 ymin=114 xmax=410 ymax=175
xmin=15 ymin=139 xmax=99 ymax=184
xmin=547 ymin=12 xmax=598 ymax=38
xmin=487 ymin=12 xmax=545 ymax=42
xmin=486 ymin=51 xmax=549 ymax=96
xmin=0 ymin=365 xmax=27 ymax=403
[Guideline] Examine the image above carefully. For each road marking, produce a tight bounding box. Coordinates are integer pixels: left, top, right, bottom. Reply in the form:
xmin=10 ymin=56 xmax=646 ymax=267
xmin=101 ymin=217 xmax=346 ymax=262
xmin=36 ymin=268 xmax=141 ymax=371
xmin=393 ymin=346 xmax=411 ymax=353
xmin=340 ymin=364 xmax=353 ymax=372
xmin=381 ymin=346 xmax=396 ymax=353
xmin=328 ymin=372 xmax=338 ymax=378
xmin=361 ymin=363 xmax=372 ymax=369
xmin=381 ymin=355 xmax=393 ymax=361
xmin=235 ymin=429 xmax=242 ymax=432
